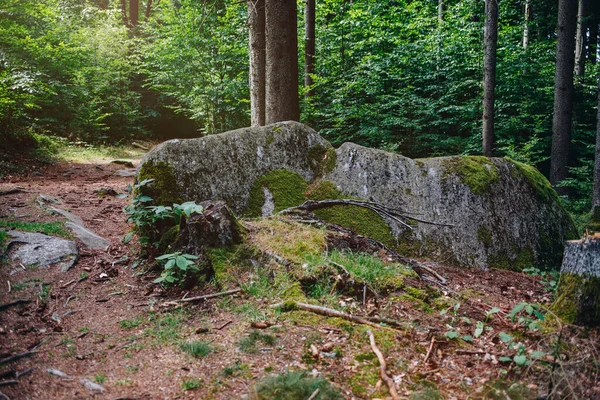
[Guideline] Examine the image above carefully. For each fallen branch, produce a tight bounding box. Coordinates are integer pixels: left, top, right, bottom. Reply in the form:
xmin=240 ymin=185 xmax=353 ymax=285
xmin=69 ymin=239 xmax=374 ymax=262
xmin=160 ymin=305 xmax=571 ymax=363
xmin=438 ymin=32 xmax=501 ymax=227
xmin=175 ymin=289 xmax=241 ymax=303
xmin=271 ymin=300 xmax=401 ymax=331
xmin=367 ymin=330 xmax=400 ymax=400
xmin=0 ymin=299 xmax=31 ymax=312
xmin=0 ymin=381 xmax=16 ymax=387
xmin=0 ymin=351 xmax=37 ymax=366
xmin=306 ymin=388 xmax=320 ymax=400
xmin=423 ymin=337 xmax=436 ymax=364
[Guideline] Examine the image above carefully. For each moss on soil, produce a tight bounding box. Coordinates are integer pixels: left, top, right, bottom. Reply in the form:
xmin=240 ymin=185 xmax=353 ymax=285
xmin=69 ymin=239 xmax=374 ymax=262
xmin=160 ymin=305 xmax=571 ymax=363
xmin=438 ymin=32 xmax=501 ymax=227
xmin=552 ymin=273 xmax=600 ymax=326
xmin=246 ymin=170 xmax=308 ymax=217
xmin=442 ymin=156 xmax=499 ymax=195
xmin=137 ymin=160 xmax=182 ymax=205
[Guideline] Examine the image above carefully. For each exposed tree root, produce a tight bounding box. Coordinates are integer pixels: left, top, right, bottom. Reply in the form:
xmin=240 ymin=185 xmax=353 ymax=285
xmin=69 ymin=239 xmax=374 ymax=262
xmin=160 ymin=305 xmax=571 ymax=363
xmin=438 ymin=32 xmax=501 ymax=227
xmin=367 ymin=329 xmax=400 ymax=400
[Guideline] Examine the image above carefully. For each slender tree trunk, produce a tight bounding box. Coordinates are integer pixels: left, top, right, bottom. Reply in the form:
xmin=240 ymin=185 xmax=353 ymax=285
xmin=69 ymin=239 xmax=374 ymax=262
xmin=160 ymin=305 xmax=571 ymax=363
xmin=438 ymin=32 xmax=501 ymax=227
xmin=523 ymin=0 xmax=530 ymax=49
xmin=248 ymin=0 xmax=266 ymax=126
xmin=589 ymin=17 xmax=598 ymax=64
xmin=575 ymin=0 xmax=589 ymax=76
xmin=145 ymin=0 xmax=153 ymax=20
xmin=304 ymin=0 xmax=315 ymax=99
xmin=120 ymin=0 xmax=129 ymax=27
xmin=130 ymin=0 xmax=139 ymax=27
xmin=265 ymin=0 xmax=300 ymax=124
xmin=593 ymin=75 xmax=600 ymax=214
xmin=438 ymin=0 xmax=444 ymax=24
xmin=550 ymin=0 xmax=578 ymax=193
xmin=482 ymin=0 xmax=498 ymax=157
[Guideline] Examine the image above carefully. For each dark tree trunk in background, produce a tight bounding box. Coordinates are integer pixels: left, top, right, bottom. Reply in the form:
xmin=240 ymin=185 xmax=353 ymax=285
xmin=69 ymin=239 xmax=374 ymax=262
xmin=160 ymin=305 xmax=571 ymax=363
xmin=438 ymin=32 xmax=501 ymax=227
xmin=120 ymin=0 xmax=129 ymax=27
xmin=130 ymin=0 xmax=139 ymax=27
xmin=590 ymin=16 xmax=598 ymax=64
xmin=265 ymin=0 xmax=300 ymax=124
xmin=145 ymin=0 xmax=153 ymax=20
xmin=438 ymin=0 xmax=444 ymax=24
xmin=248 ymin=0 xmax=266 ymax=126
xmin=482 ymin=0 xmax=498 ymax=157
xmin=593 ymin=76 xmax=600 ymax=213
xmin=575 ymin=0 xmax=589 ymax=76
xmin=550 ymin=0 xmax=578 ymax=194
xmin=304 ymin=0 xmax=315 ymax=99
xmin=523 ymin=0 xmax=531 ymax=49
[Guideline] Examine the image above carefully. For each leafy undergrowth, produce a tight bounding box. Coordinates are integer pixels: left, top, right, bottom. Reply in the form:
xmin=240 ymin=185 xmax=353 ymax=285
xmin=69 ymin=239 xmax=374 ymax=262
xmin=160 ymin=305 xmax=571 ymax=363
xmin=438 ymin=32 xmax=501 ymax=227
xmin=1 ymin=167 xmax=598 ymax=400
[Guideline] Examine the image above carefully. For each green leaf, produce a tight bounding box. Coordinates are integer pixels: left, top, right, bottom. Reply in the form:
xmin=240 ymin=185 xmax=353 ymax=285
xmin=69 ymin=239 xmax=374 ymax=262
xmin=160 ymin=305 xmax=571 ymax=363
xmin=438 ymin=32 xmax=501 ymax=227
xmin=176 ymin=256 xmax=190 ymax=271
xmin=498 ymin=356 xmax=512 ymax=362
xmin=528 ymin=321 xmax=540 ymax=331
xmin=530 ymin=351 xmax=546 ymax=359
xmin=498 ymin=332 xmax=513 ymax=343
xmin=135 ymin=178 xmax=154 ymax=188
xmin=156 ymin=253 xmax=175 ymax=260
xmin=487 ymin=307 xmax=501 ymax=316
xmin=165 ymin=275 xmax=177 ymax=283
xmin=513 ymin=355 xmax=527 ymax=366
xmin=525 ymin=304 xmax=534 ymax=315
xmin=533 ymin=309 xmax=545 ymax=321
xmin=122 ymin=231 xmax=134 ymax=243
xmin=116 ymin=193 xmax=128 ymax=199
xmin=474 ymin=321 xmax=484 ymax=338
xmin=461 ymin=335 xmax=473 ymax=342
xmin=182 ymin=254 xmax=199 ymax=260
xmin=445 ymin=331 xmax=459 ymax=339
xmin=153 ymin=276 xmax=165 ymax=283
xmin=165 ymin=259 xmax=176 ymax=270
xmin=510 ymin=302 xmax=526 ymax=319
xmin=137 ymin=195 xmax=153 ymax=203
xmin=460 ymin=316 xmax=471 ymax=324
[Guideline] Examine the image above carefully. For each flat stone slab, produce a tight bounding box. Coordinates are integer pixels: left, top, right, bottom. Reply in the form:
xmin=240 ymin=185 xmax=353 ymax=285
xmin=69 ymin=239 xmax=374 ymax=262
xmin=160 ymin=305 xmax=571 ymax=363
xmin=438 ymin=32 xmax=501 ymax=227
xmin=49 ymin=206 xmax=84 ymax=226
xmin=115 ymin=169 xmax=137 ymax=177
xmin=65 ymin=222 xmax=109 ymax=250
xmin=5 ymin=230 xmax=78 ymax=272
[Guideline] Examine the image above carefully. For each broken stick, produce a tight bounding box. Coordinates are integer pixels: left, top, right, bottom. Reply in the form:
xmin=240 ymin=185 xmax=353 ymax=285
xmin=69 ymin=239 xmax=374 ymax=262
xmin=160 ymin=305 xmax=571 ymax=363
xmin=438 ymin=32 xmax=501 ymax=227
xmin=367 ymin=330 xmax=400 ymax=400
xmin=271 ymin=300 xmax=402 ymax=331
xmin=175 ymin=288 xmax=241 ymax=303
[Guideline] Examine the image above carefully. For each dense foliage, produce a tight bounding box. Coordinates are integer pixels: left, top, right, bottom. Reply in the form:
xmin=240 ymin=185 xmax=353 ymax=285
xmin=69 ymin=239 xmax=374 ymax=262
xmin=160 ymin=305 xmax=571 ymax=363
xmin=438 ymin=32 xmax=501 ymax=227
xmin=0 ymin=0 xmax=599 ymax=214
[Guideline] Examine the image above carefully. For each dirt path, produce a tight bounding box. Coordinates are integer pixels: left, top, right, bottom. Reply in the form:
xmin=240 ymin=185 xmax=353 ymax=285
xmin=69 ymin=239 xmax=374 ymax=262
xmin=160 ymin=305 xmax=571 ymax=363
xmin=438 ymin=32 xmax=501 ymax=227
xmin=1 ymin=161 xmax=599 ymax=399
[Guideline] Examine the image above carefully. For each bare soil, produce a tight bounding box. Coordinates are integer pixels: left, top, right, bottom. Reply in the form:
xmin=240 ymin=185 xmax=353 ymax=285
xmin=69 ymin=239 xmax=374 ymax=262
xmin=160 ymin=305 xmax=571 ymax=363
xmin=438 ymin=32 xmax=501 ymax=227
xmin=0 ymin=160 xmax=598 ymax=400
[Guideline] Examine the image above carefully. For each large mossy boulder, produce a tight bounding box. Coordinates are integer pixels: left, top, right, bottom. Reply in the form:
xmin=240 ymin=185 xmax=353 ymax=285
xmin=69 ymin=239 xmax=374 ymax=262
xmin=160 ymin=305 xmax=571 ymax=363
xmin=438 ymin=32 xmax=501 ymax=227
xmin=137 ymin=122 xmax=576 ymax=270
xmin=137 ymin=121 xmax=333 ymax=214
xmin=324 ymin=143 xmax=576 ymax=269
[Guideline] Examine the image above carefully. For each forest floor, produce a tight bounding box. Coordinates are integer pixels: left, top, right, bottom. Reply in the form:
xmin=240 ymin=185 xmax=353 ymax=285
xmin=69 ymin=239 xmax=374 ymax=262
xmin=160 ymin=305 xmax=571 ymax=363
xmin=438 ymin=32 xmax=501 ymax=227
xmin=0 ymin=156 xmax=599 ymax=400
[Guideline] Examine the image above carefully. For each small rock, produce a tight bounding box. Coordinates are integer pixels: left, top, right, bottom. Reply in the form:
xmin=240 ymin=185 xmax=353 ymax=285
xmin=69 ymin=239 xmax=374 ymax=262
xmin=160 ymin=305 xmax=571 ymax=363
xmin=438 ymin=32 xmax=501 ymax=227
xmin=321 ymin=342 xmax=335 ymax=352
xmin=114 ymin=169 xmax=137 ymax=177
xmin=81 ymin=379 xmax=105 ymax=392
xmin=64 ymin=222 xmax=109 ymax=250
xmin=47 ymin=368 xmax=70 ymax=378
xmin=48 ymin=206 xmax=84 ymax=226
xmin=6 ymin=231 xmax=79 ymax=272
xmin=310 ymin=344 xmax=319 ymax=358
xmin=93 ymin=187 xmax=119 ymax=197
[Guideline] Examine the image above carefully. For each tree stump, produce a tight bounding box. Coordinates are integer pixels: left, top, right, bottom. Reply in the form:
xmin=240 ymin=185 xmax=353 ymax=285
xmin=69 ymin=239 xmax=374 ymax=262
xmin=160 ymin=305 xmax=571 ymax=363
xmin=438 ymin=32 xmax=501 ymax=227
xmin=178 ymin=200 xmax=244 ymax=255
xmin=552 ymin=237 xmax=600 ymax=326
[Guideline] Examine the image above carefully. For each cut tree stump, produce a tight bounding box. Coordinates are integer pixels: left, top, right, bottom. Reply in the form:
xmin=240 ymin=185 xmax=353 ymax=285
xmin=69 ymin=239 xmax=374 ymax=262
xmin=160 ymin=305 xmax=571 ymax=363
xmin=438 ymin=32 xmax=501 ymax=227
xmin=552 ymin=237 xmax=600 ymax=326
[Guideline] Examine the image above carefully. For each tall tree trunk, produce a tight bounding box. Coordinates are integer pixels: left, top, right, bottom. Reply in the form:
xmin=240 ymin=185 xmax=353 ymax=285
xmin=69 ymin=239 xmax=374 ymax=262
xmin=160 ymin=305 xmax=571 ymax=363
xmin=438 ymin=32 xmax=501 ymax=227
xmin=248 ymin=0 xmax=266 ymax=126
xmin=550 ymin=0 xmax=578 ymax=193
xmin=593 ymin=75 xmax=600 ymax=215
xmin=482 ymin=0 xmax=498 ymax=157
xmin=130 ymin=0 xmax=139 ymax=27
xmin=265 ymin=0 xmax=300 ymax=124
xmin=145 ymin=0 xmax=153 ymax=20
xmin=523 ymin=0 xmax=531 ymax=49
xmin=575 ymin=0 xmax=589 ymax=76
xmin=304 ymin=0 xmax=315 ymax=99
xmin=120 ymin=0 xmax=129 ymax=27
xmin=438 ymin=0 xmax=444 ymax=23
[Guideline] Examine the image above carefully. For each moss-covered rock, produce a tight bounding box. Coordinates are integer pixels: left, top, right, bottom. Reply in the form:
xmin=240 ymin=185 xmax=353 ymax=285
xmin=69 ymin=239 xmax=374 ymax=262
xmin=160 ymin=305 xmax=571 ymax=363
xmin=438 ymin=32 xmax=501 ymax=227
xmin=136 ymin=160 xmax=182 ymax=205
xmin=246 ymin=170 xmax=308 ymax=217
xmin=442 ymin=156 xmax=499 ymax=195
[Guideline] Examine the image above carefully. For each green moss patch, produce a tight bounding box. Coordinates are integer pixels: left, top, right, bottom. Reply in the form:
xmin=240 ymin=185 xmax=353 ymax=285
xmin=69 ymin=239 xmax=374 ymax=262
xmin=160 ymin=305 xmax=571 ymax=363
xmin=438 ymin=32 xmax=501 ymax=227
xmin=0 ymin=220 xmax=71 ymax=239
xmin=506 ymin=159 xmax=558 ymax=203
xmin=552 ymin=273 xmax=600 ymax=326
xmin=487 ymin=247 xmax=534 ymax=272
xmin=305 ymin=180 xmax=397 ymax=247
xmin=442 ymin=156 xmax=499 ymax=195
xmin=308 ymin=145 xmax=337 ymax=177
xmin=246 ymin=170 xmax=308 ymax=217
xmin=137 ymin=160 xmax=182 ymax=205
xmin=477 ymin=225 xmax=492 ymax=247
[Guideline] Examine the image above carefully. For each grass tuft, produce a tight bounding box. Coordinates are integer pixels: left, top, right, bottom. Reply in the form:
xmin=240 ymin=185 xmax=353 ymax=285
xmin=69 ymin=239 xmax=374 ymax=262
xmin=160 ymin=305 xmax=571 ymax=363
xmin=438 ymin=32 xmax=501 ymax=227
xmin=248 ymin=370 xmax=344 ymax=400
xmin=179 ymin=341 xmax=213 ymax=358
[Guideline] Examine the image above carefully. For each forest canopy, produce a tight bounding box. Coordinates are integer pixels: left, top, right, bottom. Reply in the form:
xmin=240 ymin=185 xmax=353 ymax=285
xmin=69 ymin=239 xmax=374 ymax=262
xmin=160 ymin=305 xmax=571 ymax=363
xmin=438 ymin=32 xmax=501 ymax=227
xmin=1 ymin=0 xmax=599 ymax=216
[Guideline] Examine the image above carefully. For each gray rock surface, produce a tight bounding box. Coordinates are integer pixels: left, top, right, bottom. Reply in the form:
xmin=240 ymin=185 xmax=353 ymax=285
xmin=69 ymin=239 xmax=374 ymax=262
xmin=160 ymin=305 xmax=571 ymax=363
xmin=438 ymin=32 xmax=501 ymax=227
xmin=49 ymin=206 xmax=84 ymax=226
xmin=65 ymin=222 xmax=110 ymax=250
xmin=5 ymin=231 xmax=78 ymax=271
xmin=138 ymin=121 xmax=332 ymax=213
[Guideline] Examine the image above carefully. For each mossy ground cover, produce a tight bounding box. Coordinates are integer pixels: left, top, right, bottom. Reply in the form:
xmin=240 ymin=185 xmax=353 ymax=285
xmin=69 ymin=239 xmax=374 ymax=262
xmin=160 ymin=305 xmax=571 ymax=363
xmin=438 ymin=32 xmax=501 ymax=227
xmin=0 ymin=220 xmax=71 ymax=239
xmin=442 ymin=156 xmax=499 ymax=195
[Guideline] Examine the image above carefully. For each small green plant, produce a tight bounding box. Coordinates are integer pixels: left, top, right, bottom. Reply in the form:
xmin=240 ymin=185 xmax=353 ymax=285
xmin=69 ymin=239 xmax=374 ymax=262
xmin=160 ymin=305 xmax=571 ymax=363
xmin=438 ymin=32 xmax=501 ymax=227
xmin=145 ymin=310 xmax=187 ymax=344
xmin=154 ymin=252 xmax=200 ymax=286
xmin=120 ymin=317 xmax=143 ymax=329
xmin=179 ymin=341 xmax=213 ymax=358
xmin=126 ymin=365 xmax=139 ymax=374
xmin=239 ymin=331 xmax=276 ymax=353
xmin=248 ymin=370 xmax=344 ymax=400
xmin=523 ymin=267 xmax=560 ymax=293
xmin=222 ymin=360 xmax=250 ymax=377
xmin=94 ymin=374 xmax=107 ymax=384
xmin=509 ymin=302 xmax=545 ymax=331
xmin=115 ymin=378 xmax=132 ymax=386
xmin=497 ymin=331 xmax=548 ymax=367
xmin=182 ymin=377 xmax=202 ymax=391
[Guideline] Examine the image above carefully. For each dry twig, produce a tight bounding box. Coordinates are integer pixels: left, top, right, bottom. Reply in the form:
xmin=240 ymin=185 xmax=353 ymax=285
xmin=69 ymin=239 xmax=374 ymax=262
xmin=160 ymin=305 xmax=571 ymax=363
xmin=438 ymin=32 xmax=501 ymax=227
xmin=175 ymin=288 xmax=241 ymax=303
xmin=367 ymin=329 xmax=400 ymax=400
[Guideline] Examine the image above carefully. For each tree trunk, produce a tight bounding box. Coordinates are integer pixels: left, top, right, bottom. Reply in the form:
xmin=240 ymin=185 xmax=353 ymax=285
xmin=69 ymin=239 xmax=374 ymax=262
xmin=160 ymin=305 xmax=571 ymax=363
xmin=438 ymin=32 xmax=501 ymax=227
xmin=523 ymin=0 xmax=531 ymax=49
xmin=575 ymin=0 xmax=589 ymax=76
xmin=265 ymin=0 xmax=300 ymax=124
xmin=438 ymin=0 xmax=444 ymax=24
xmin=550 ymin=0 xmax=578 ymax=194
xmin=304 ymin=0 xmax=315 ymax=99
xmin=593 ymin=75 xmax=600 ymax=215
xmin=120 ymin=0 xmax=129 ymax=27
xmin=130 ymin=0 xmax=139 ymax=27
xmin=145 ymin=0 xmax=153 ymax=20
xmin=248 ymin=0 xmax=266 ymax=126
xmin=482 ymin=0 xmax=498 ymax=157
xmin=552 ymin=238 xmax=600 ymax=327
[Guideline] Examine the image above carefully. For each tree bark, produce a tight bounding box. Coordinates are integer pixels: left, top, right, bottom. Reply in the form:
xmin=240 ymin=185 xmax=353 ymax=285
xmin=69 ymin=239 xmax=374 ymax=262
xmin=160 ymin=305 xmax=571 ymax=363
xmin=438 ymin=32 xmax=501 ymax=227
xmin=265 ymin=0 xmax=300 ymax=124
xmin=482 ymin=0 xmax=498 ymax=157
xmin=550 ymin=0 xmax=577 ymax=194
xmin=120 ymin=0 xmax=129 ymax=27
xmin=589 ymin=16 xmax=598 ymax=64
xmin=145 ymin=0 xmax=153 ymax=20
xmin=438 ymin=0 xmax=444 ymax=24
xmin=130 ymin=0 xmax=139 ymax=27
xmin=523 ymin=0 xmax=531 ymax=49
xmin=593 ymin=75 xmax=600 ymax=214
xmin=575 ymin=0 xmax=589 ymax=76
xmin=248 ymin=0 xmax=266 ymax=126
xmin=304 ymin=0 xmax=315 ymax=99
